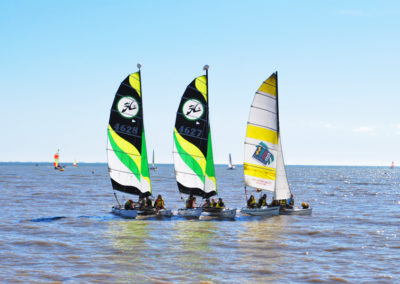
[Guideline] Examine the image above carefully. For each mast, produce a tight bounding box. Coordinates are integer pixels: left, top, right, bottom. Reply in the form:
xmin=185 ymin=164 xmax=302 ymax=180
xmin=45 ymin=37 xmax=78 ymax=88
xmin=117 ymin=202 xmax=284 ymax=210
xmin=275 ymin=71 xmax=280 ymax=134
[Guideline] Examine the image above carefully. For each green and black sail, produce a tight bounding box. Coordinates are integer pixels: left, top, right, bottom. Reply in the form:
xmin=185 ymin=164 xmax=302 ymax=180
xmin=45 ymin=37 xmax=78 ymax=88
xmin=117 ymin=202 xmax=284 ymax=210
xmin=107 ymin=66 xmax=151 ymax=197
xmin=172 ymin=66 xmax=217 ymax=198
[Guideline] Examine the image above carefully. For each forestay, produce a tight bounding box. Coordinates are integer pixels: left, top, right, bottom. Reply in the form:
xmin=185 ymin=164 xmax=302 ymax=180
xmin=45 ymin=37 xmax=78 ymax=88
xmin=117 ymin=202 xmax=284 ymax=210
xmin=107 ymin=70 xmax=151 ymax=197
xmin=173 ymin=71 xmax=217 ymax=198
xmin=244 ymin=73 xmax=290 ymax=200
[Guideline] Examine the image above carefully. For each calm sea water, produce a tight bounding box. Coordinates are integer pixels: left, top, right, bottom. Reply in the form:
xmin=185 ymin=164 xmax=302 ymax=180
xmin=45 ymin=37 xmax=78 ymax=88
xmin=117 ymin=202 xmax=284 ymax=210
xmin=0 ymin=163 xmax=399 ymax=283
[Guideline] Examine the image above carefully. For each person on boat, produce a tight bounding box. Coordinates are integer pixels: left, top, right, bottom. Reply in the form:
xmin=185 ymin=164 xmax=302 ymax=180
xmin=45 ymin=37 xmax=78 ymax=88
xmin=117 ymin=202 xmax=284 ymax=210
xmin=211 ymin=198 xmax=217 ymax=207
xmin=215 ymin=198 xmax=225 ymax=209
xmin=202 ymin=198 xmax=211 ymax=208
xmin=186 ymin=195 xmax=197 ymax=209
xmin=144 ymin=196 xmax=153 ymax=208
xmin=286 ymin=194 xmax=294 ymax=209
xmin=135 ymin=196 xmax=144 ymax=208
xmin=257 ymin=194 xmax=268 ymax=208
xmin=124 ymin=199 xmax=134 ymax=210
xmin=154 ymin=194 xmax=165 ymax=210
xmin=247 ymin=195 xmax=257 ymax=208
xmin=270 ymin=199 xmax=280 ymax=207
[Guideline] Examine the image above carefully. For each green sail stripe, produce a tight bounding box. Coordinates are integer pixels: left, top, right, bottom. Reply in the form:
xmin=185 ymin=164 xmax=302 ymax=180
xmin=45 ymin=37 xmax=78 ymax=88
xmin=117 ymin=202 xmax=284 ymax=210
xmin=174 ymin=131 xmax=205 ymax=184
xmin=108 ymin=128 xmax=141 ymax=182
xmin=205 ymin=129 xmax=217 ymax=191
xmin=140 ymin=129 xmax=151 ymax=192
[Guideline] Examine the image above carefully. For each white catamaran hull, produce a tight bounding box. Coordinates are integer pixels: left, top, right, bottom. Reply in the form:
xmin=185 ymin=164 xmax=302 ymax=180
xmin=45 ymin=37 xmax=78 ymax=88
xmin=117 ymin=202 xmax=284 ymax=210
xmin=241 ymin=206 xmax=280 ymax=217
xmin=203 ymin=208 xmax=237 ymax=219
xmin=137 ymin=208 xmax=173 ymax=217
xmin=112 ymin=206 xmax=137 ymax=218
xmin=280 ymin=207 xmax=312 ymax=215
xmin=177 ymin=208 xmax=202 ymax=218
xmin=157 ymin=209 xmax=173 ymax=217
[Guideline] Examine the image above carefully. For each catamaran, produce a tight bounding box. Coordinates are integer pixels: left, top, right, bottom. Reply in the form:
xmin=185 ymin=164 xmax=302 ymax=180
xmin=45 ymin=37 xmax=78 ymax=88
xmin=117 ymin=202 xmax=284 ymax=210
xmin=227 ymin=153 xmax=235 ymax=170
xmin=107 ymin=64 xmax=171 ymax=218
xmin=173 ymin=65 xmax=236 ymax=219
xmin=241 ymin=72 xmax=311 ymax=216
xmin=149 ymin=150 xmax=157 ymax=170
xmin=54 ymin=149 xmax=64 ymax=171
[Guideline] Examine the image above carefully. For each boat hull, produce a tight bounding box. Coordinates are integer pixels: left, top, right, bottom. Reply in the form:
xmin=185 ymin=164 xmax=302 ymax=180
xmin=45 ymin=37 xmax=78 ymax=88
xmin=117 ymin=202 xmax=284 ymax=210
xmin=157 ymin=209 xmax=173 ymax=217
xmin=241 ymin=206 xmax=280 ymax=216
xmin=112 ymin=206 xmax=137 ymax=218
xmin=177 ymin=208 xmax=202 ymax=218
xmin=203 ymin=208 xmax=237 ymax=219
xmin=280 ymin=207 xmax=312 ymax=215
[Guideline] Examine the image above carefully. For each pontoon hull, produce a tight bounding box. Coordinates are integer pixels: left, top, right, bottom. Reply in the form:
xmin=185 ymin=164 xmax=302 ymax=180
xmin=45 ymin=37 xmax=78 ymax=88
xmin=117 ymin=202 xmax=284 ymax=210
xmin=279 ymin=207 xmax=312 ymax=215
xmin=241 ymin=206 xmax=280 ymax=217
xmin=203 ymin=208 xmax=237 ymax=219
xmin=177 ymin=208 xmax=202 ymax=218
xmin=112 ymin=206 xmax=137 ymax=218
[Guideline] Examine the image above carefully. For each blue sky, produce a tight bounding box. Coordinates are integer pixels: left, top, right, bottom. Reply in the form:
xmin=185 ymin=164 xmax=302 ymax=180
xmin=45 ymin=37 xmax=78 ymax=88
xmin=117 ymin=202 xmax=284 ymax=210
xmin=1 ymin=0 xmax=399 ymax=165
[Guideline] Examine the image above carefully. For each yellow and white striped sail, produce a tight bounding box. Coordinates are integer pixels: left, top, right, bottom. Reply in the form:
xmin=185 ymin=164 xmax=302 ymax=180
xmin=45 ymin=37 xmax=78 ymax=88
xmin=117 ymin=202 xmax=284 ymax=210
xmin=244 ymin=73 xmax=290 ymax=199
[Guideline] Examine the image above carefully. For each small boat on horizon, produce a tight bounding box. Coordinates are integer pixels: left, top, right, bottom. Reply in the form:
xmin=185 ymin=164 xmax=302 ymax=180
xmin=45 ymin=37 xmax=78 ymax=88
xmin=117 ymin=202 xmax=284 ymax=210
xmin=227 ymin=153 xmax=235 ymax=170
xmin=149 ymin=150 xmax=157 ymax=170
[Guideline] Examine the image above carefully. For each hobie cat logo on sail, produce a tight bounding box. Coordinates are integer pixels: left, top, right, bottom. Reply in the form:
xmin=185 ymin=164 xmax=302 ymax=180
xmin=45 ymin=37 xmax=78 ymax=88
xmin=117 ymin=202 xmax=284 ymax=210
xmin=117 ymin=96 xmax=139 ymax=118
xmin=253 ymin=142 xmax=274 ymax=165
xmin=182 ymin=99 xmax=204 ymax=121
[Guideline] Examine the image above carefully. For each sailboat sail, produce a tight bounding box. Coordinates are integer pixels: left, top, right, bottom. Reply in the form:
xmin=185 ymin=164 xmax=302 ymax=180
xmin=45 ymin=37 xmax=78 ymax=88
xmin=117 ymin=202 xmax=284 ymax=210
xmin=152 ymin=150 xmax=155 ymax=168
xmin=228 ymin=153 xmax=233 ymax=168
xmin=173 ymin=69 xmax=217 ymax=198
xmin=54 ymin=150 xmax=59 ymax=168
xmin=244 ymin=72 xmax=290 ymax=200
xmin=107 ymin=69 xmax=151 ymax=197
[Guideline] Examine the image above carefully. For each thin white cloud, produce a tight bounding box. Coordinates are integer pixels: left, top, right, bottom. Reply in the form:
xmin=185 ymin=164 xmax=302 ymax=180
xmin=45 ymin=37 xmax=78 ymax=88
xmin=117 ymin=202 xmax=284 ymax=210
xmin=353 ymin=126 xmax=376 ymax=135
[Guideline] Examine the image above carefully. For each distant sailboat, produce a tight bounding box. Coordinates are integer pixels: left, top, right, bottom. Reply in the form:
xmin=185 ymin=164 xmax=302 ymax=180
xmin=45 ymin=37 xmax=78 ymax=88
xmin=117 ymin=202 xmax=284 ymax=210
xmin=241 ymin=72 xmax=311 ymax=216
xmin=227 ymin=153 xmax=235 ymax=170
xmin=54 ymin=149 xmax=64 ymax=171
xmin=107 ymin=64 xmax=172 ymax=219
xmin=173 ymin=65 xmax=236 ymax=219
xmin=391 ymin=161 xmax=395 ymax=169
xmin=149 ymin=150 xmax=157 ymax=170
xmin=73 ymin=160 xmax=77 ymax=167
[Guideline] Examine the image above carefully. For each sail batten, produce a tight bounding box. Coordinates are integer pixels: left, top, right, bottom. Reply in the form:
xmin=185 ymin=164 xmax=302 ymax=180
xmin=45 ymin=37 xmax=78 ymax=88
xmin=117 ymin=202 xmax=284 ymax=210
xmin=173 ymin=72 xmax=217 ymax=198
xmin=107 ymin=70 xmax=151 ymax=197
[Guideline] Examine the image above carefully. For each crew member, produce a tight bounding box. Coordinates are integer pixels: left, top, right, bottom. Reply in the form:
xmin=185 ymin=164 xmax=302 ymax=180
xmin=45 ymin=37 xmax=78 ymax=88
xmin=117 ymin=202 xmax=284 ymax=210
xmin=247 ymin=195 xmax=256 ymax=208
xmin=154 ymin=194 xmax=165 ymax=210
xmin=124 ymin=199 xmax=134 ymax=210
xmin=257 ymin=194 xmax=268 ymax=208
xmin=215 ymin=198 xmax=225 ymax=209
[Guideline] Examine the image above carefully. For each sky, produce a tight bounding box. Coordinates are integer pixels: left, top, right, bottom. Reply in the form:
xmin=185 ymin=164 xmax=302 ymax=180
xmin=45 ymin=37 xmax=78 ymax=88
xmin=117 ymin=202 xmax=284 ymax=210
xmin=1 ymin=0 xmax=399 ymax=166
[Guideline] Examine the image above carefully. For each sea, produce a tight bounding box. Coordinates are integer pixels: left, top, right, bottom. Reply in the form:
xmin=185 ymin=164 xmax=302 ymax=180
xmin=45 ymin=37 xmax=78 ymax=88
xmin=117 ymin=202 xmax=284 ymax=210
xmin=0 ymin=163 xmax=399 ymax=283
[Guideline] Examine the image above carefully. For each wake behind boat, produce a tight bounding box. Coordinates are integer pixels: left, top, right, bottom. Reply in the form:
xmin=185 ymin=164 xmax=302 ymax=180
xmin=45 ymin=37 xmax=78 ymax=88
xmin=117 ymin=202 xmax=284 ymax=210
xmin=173 ymin=65 xmax=236 ymax=219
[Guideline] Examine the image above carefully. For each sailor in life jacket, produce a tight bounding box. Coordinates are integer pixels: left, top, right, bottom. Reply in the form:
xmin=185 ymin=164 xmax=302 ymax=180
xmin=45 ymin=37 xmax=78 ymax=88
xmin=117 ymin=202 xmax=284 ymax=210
xmin=286 ymin=194 xmax=294 ymax=208
xmin=257 ymin=194 xmax=268 ymax=208
xmin=247 ymin=195 xmax=256 ymax=208
xmin=154 ymin=194 xmax=165 ymax=209
xmin=124 ymin=199 xmax=134 ymax=210
xmin=186 ymin=195 xmax=197 ymax=209
xmin=215 ymin=198 xmax=225 ymax=209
